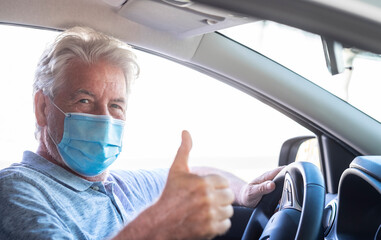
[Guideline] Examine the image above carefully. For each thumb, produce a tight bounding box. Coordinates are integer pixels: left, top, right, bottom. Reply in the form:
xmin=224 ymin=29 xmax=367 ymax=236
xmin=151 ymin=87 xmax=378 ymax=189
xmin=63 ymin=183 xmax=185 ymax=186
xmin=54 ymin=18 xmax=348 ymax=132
xmin=169 ymin=130 xmax=193 ymax=174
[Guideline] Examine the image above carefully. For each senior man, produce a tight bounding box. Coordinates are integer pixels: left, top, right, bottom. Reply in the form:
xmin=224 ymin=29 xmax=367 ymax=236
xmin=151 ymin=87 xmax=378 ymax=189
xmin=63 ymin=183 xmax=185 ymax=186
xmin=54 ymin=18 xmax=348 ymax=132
xmin=0 ymin=27 xmax=282 ymax=240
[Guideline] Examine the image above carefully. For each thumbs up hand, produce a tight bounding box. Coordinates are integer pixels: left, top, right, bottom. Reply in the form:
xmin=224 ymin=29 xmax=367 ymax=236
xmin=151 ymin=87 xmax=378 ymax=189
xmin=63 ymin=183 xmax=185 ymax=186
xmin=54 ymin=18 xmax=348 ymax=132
xmin=153 ymin=131 xmax=234 ymax=240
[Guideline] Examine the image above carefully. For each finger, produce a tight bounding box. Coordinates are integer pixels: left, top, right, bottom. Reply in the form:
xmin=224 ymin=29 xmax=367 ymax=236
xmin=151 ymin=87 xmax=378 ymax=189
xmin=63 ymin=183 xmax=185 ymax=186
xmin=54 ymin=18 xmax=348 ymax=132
xmin=214 ymin=218 xmax=232 ymax=236
xmin=250 ymin=166 xmax=284 ymax=185
xmin=250 ymin=180 xmax=276 ymax=196
xmin=169 ymin=130 xmax=193 ymax=174
xmin=213 ymin=188 xmax=235 ymax=206
xmin=203 ymin=174 xmax=230 ymax=189
xmin=216 ymin=205 xmax=234 ymax=221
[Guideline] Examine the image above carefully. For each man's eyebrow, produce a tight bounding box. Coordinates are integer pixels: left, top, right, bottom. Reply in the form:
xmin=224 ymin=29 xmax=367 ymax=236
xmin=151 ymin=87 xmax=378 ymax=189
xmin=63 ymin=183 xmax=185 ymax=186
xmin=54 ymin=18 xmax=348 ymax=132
xmin=71 ymin=89 xmax=126 ymax=103
xmin=112 ymin=98 xmax=126 ymax=104
xmin=70 ymin=89 xmax=96 ymax=99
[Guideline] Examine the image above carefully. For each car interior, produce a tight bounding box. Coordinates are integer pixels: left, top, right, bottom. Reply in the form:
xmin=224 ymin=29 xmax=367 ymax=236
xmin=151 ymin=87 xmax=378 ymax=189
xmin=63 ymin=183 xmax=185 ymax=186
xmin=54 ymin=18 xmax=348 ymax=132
xmin=1 ymin=0 xmax=380 ymax=239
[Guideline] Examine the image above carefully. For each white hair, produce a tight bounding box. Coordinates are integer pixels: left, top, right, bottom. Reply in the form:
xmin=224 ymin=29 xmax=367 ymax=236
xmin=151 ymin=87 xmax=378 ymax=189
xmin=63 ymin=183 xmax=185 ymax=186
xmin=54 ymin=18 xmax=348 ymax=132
xmin=33 ymin=26 xmax=139 ymax=138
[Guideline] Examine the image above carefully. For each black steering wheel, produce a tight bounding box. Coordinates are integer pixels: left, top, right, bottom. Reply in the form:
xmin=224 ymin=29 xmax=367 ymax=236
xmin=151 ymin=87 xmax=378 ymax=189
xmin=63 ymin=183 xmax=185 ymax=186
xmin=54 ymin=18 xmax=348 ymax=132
xmin=241 ymin=162 xmax=325 ymax=240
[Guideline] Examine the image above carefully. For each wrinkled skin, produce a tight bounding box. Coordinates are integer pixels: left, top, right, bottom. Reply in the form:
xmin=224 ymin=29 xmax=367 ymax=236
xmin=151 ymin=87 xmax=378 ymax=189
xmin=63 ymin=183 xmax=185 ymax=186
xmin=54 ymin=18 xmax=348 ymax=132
xmin=238 ymin=166 xmax=284 ymax=208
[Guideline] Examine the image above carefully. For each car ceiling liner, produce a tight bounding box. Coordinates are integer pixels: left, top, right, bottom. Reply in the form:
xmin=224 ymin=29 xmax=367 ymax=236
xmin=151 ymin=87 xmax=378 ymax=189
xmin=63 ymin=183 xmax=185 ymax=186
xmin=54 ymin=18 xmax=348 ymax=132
xmin=103 ymin=0 xmax=256 ymax=37
xmin=192 ymin=0 xmax=381 ymax=55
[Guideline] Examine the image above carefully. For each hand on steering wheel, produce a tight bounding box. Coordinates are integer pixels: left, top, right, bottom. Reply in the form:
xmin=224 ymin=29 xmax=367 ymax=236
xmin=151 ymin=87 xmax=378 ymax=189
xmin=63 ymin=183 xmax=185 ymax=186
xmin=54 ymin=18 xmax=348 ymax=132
xmin=241 ymin=162 xmax=325 ymax=240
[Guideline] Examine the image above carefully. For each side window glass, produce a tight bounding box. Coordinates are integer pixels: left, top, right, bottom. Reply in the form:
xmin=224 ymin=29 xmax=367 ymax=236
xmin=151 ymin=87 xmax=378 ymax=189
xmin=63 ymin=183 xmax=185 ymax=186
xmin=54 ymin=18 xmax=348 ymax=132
xmin=0 ymin=26 xmax=58 ymax=168
xmin=114 ymin=50 xmax=314 ymax=181
xmin=295 ymin=138 xmax=321 ymax=169
xmin=0 ymin=25 xmax=315 ymax=182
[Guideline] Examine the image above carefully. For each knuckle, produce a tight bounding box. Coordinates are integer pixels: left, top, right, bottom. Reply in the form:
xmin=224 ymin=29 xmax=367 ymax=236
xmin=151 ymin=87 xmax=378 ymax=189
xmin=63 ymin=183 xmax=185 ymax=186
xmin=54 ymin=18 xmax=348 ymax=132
xmin=207 ymin=204 xmax=216 ymax=217
xmin=193 ymin=176 xmax=210 ymax=194
xmin=226 ymin=205 xmax=234 ymax=218
xmin=204 ymin=215 xmax=216 ymax=234
xmin=204 ymin=174 xmax=217 ymax=184
xmin=227 ymin=189 xmax=235 ymax=202
xmin=197 ymin=176 xmax=209 ymax=189
xmin=220 ymin=205 xmax=233 ymax=219
xmin=217 ymin=219 xmax=231 ymax=235
xmin=216 ymin=175 xmax=229 ymax=184
xmin=210 ymin=222 xmax=219 ymax=235
xmin=205 ymin=174 xmax=229 ymax=187
xmin=219 ymin=189 xmax=235 ymax=205
xmin=200 ymin=193 xmax=214 ymax=212
xmin=258 ymin=184 xmax=266 ymax=193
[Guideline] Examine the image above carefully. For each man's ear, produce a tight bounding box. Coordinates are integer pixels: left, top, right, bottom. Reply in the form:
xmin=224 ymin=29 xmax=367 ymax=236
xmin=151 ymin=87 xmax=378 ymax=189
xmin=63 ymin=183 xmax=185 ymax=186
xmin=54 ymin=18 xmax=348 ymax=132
xmin=35 ymin=90 xmax=48 ymax=128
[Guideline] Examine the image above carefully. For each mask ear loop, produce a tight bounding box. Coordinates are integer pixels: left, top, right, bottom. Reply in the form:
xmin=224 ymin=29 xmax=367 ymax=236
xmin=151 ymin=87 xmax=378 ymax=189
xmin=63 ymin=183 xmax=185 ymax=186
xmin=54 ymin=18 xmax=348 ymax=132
xmin=47 ymin=128 xmax=59 ymax=146
xmin=46 ymin=126 xmax=72 ymax=173
xmin=46 ymin=97 xmax=67 ymax=147
xmin=48 ymin=98 xmax=71 ymax=117
xmin=45 ymin=98 xmax=70 ymax=168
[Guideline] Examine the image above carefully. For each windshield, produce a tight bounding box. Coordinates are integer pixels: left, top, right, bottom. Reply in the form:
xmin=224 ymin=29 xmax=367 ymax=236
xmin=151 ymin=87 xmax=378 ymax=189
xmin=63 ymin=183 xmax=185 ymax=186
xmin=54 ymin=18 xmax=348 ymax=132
xmin=220 ymin=20 xmax=381 ymax=123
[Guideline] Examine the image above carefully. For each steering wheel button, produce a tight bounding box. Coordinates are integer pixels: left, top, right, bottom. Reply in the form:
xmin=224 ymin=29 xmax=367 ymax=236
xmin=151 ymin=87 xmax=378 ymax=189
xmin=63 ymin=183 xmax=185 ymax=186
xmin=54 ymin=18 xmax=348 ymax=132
xmin=287 ymin=192 xmax=293 ymax=205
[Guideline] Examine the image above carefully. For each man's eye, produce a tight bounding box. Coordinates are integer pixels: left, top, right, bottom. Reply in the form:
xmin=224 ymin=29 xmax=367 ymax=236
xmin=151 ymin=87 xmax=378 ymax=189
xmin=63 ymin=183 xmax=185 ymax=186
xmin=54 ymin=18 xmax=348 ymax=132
xmin=79 ymin=99 xmax=89 ymax=104
xmin=111 ymin=104 xmax=123 ymax=110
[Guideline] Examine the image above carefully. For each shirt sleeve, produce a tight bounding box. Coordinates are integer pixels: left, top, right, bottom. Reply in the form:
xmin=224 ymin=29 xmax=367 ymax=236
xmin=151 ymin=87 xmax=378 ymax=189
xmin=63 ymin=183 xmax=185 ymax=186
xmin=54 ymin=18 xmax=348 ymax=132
xmin=110 ymin=168 xmax=169 ymax=204
xmin=0 ymin=172 xmax=74 ymax=240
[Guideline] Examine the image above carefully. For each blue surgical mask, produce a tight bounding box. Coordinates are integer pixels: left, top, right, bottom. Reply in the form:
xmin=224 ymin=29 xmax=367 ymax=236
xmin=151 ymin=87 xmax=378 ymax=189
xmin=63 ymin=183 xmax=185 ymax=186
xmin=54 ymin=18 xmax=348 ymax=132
xmin=48 ymin=100 xmax=125 ymax=177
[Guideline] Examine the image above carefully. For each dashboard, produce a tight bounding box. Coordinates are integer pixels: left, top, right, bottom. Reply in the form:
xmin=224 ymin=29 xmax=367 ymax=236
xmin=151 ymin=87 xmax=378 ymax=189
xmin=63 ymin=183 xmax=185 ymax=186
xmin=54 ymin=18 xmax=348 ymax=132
xmin=324 ymin=156 xmax=381 ymax=240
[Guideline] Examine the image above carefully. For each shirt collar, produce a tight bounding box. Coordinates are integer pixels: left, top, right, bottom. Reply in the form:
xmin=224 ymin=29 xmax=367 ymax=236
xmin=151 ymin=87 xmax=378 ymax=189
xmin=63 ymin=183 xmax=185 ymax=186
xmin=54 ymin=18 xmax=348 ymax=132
xmin=21 ymin=151 xmax=95 ymax=191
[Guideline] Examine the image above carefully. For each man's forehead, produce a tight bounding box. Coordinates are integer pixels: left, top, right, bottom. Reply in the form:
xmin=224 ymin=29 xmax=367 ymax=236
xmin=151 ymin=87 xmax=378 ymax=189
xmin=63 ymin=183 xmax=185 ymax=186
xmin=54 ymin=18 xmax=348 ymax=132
xmin=57 ymin=61 xmax=128 ymax=98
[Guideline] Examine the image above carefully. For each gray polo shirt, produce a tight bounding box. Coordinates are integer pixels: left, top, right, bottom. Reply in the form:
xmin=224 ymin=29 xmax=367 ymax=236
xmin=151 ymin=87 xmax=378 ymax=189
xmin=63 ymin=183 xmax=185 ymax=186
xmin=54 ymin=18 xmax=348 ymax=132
xmin=0 ymin=151 xmax=168 ymax=240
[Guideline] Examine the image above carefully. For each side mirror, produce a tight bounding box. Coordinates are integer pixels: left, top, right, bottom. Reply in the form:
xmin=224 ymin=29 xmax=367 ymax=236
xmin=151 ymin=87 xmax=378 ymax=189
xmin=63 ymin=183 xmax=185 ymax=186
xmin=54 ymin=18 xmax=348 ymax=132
xmin=278 ymin=136 xmax=318 ymax=166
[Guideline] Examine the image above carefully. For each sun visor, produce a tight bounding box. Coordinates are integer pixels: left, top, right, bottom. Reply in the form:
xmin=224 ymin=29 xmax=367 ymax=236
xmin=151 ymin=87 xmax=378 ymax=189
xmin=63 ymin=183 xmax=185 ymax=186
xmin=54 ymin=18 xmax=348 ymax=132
xmin=116 ymin=0 xmax=256 ymax=37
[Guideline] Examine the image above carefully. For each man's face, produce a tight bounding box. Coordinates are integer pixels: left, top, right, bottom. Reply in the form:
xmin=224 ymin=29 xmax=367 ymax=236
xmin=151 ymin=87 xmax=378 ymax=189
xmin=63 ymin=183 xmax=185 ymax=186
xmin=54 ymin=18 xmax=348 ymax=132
xmin=42 ymin=59 xmax=127 ymax=171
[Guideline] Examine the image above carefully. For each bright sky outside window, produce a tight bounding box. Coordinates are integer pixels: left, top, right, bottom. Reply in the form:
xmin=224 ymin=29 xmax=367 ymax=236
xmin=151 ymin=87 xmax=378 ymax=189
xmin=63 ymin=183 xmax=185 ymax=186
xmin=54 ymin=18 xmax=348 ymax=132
xmin=0 ymin=24 xmax=312 ymax=181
